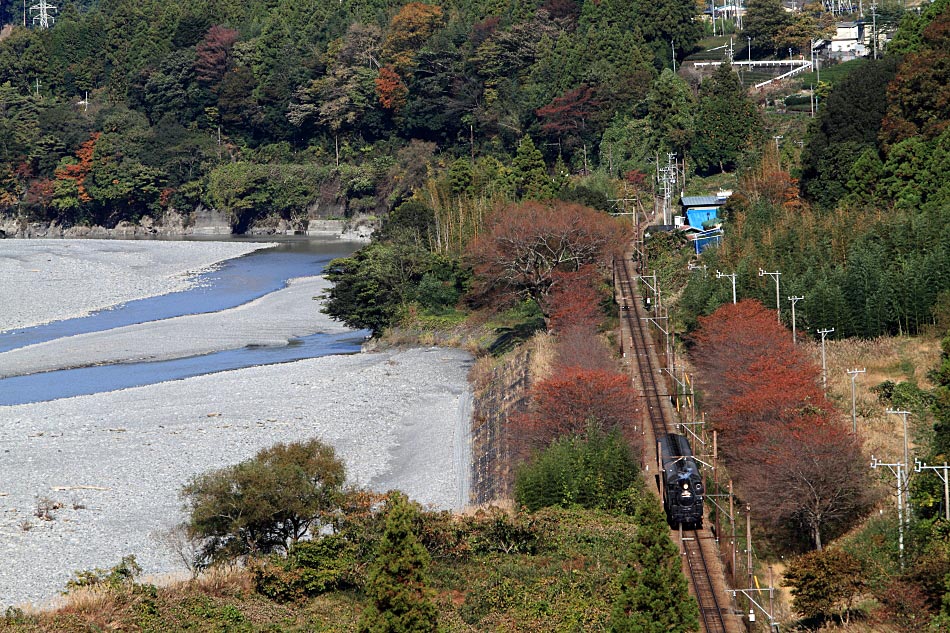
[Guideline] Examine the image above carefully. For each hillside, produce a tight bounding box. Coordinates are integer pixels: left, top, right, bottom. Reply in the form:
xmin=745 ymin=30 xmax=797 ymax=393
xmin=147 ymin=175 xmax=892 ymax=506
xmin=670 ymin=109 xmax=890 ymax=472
xmin=3 ymin=0 xmax=950 ymax=630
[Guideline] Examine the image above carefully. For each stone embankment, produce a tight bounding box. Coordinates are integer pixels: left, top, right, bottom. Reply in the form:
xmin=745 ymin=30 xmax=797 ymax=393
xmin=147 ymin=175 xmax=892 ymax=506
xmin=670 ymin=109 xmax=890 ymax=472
xmin=0 ymin=210 xmax=374 ymax=240
xmin=469 ymin=343 xmax=536 ymax=504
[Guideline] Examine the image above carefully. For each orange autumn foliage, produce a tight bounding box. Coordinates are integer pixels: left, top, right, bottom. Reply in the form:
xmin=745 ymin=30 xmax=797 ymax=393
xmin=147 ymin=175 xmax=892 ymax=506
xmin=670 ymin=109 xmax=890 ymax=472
xmin=514 ymin=366 xmax=640 ymax=460
xmin=55 ymin=132 xmax=99 ymax=203
xmin=690 ymin=299 xmax=874 ymax=550
xmin=382 ymin=2 xmax=444 ymax=69
xmin=375 ymin=66 xmax=408 ymax=111
xmin=543 ymin=266 xmax=603 ymax=334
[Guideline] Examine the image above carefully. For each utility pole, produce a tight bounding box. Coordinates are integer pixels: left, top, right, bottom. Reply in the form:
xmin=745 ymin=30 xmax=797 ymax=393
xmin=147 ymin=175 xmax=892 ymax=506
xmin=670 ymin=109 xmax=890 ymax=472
xmin=818 ymin=328 xmax=834 ymax=390
xmin=847 ymin=368 xmax=866 ymax=433
xmin=887 ymin=408 xmax=912 ymax=513
xmin=667 ymin=152 xmax=676 ymax=224
xmin=716 ymin=270 xmax=737 ymax=304
xmin=729 ymin=479 xmax=736 ymax=583
xmin=915 ymin=460 xmax=950 ymax=521
xmin=871 ymin=455 xmax=906 ymax=568
xmin=788 ymin=295 xmax=804 ymax=344
xmin=773 ymin=135 xmax=783 ymax=169
xmin=746 ymin=505 xmax=753 ymax=591
xmin=758 ymin=269 xmax=781 ymax=322
xmin=671 ymin=40 xmax=676 ymax=73
xmin=637 ymin=273 xmax=660 ymax=316
xmin=871 ymin=3 xmax=878 ymax=60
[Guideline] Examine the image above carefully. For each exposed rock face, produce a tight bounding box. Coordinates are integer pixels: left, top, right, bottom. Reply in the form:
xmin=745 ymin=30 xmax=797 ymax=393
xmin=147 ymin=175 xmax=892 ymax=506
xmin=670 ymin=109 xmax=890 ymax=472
xmin=189 ymin=206 xmax=231 ymax=235
xmin=0 ymin=208 xmax=226 ymax=239
xmin=0 ymin=208 xmax=375 ymax=240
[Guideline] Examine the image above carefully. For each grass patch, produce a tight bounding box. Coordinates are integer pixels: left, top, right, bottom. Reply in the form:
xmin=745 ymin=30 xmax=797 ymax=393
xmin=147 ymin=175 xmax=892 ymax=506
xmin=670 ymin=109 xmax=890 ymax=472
xmin=799 ymin=332 xmax=942 ymax=460
xmin=796 ymin=57 xmax=868 ymax=88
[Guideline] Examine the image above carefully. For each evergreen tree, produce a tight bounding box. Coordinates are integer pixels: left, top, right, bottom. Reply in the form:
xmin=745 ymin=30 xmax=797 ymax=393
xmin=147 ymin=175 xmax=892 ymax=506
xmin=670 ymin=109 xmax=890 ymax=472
xmin=610 ymin=498 xmax=699 ymax=632
xmin=799 ymin=57 xmax=898 ymax=209
xmin=930 ymin=333 xmax=950 ymax=458
xmin=358 ymin=492 xmax=438 ymax=633
xmin=743 ymin=0 xmax=794 ymax=56
xmin=647 ymin=69 xmax=696 ymax=157
xmin=635 ymin=0 xmax=704 ymax=67
xmin=692 ymin=63 xmax=763 ymax=175
xmin=512 ymin=135 xmax=553 ymax=200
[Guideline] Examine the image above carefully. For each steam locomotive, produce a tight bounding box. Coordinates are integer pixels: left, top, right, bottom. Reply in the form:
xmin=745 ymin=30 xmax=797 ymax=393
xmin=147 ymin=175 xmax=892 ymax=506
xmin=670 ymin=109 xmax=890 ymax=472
xmin=659 ymin=433 xmax=705 ymax=528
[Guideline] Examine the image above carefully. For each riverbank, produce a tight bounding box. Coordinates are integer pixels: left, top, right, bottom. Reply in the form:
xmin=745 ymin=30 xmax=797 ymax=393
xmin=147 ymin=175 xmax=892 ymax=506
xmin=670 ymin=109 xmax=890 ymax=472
xmin=0 ymin=239 xmax=275 ymax=333
xmin=0 ymin=346 xmax=473 ymax=609
xmin=0 ymin=239 xmax=473 ymax=608
xmin=0 ymin=212 xmax=374 ymax=241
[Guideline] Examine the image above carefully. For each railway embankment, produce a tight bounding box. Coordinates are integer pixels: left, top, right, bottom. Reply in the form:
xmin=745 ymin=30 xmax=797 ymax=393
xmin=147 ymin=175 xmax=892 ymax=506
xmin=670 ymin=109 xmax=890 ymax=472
xmin=468 ymin=338 xmax=540 ymax=504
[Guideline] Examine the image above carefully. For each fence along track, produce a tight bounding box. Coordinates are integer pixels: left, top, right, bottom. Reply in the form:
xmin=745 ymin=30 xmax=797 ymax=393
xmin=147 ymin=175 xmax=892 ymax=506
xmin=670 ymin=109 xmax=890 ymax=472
xmin=616 ymin=254 xmax=730 ymax=633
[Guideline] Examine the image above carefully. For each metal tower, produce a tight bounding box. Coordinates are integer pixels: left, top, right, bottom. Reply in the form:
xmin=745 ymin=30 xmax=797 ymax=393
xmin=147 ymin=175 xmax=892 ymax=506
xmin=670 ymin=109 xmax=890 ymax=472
xmin=30 ymin=1 xmax=57 ymax=29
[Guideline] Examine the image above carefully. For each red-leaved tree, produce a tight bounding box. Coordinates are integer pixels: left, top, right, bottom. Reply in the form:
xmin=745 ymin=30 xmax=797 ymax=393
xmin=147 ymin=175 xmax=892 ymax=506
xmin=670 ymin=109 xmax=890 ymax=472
xmin=375 ymin=66 xmax=408 ymax=112
xmin=739 ymin=420 xmax=875 ymax=550
xmin=466 ymin=200 xmax=622 ymax=311
xmin=195 ymin=26 xmax=240 ymax=87
xmin=690 ymin=299 xmax=875 ymax=550
xmin=536 ymin=85 xmax=600 ymax=149
xmin=542 ymin=265 xmax=603 ymax=334
xmin=514 ymin=366 xmax=640 ymax=460
xmin=55 ymin=132 xmax=99 ymax=203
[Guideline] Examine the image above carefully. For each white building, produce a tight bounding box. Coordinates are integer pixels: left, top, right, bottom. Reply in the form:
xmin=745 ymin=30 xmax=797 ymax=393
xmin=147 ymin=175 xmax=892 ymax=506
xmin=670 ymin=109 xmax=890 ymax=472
xmin=830 ymin=21 xmax=867 ymax=56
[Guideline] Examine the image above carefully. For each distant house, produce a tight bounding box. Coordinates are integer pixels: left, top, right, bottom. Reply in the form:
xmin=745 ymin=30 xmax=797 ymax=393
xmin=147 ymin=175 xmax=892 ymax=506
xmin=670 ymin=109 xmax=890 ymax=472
xmin=678 ymin=191 xmax=730 ymax=254
xmin=831 ymin=21 xmax=867 ymax=58
xmin=679 ymin=191 xmax=731 ymax=230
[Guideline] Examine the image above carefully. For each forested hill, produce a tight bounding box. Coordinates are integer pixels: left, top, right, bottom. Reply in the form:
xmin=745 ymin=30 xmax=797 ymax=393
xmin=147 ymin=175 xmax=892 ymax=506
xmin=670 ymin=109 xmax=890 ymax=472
xmin=0 ymin=0 xmax=701 ymax=231
xmin=4 ymin=0 xmax=949 ymax=339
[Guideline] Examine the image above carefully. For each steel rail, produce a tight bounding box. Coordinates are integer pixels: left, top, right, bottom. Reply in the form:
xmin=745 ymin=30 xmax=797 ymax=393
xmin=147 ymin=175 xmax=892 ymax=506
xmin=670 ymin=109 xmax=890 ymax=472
xmin=616 ymin=254 xmax=730 ymax=633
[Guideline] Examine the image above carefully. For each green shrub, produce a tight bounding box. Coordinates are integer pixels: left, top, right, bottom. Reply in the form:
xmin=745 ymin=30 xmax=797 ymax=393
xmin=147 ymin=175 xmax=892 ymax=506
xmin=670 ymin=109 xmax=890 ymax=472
xmin=181 ymin=439 xmax=346 ymax=567
xmin=252 ymin=535 xmax=360 ymax=602
xmin=515 ymin=430 xmax=639 ymax=512
xmin=65 ymin=554 xmax=142 ymax=592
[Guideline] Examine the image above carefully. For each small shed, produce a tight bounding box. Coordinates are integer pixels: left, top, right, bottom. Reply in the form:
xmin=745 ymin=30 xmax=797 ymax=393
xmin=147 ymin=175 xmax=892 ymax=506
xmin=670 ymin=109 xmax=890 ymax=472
xmin=680 ymin=192 xmax=730 ymax=229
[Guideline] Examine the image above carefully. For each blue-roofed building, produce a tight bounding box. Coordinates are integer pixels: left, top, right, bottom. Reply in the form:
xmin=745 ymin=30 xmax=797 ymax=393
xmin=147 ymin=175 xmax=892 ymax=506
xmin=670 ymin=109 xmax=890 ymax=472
xmin=677 ymin=191 xmax=730 ymax=253
xmin=679 ymin=191 xmax=731 ymax=229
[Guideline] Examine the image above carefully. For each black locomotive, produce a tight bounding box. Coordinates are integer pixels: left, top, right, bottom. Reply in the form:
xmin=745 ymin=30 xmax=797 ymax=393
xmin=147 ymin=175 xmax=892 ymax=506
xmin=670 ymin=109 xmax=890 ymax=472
xmin=659 ymin=433 xmax=705 ymax=528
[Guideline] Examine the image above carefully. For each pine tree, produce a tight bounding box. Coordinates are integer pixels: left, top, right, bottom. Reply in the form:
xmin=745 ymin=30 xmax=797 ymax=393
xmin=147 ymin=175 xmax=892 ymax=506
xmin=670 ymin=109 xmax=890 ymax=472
xmin=357 ymin=492 xmax=438 ymax=633
xmin=610 ymin=499 xmax=699 ymax=632
xmin=512 ymin=136 xmax=553 ymax=200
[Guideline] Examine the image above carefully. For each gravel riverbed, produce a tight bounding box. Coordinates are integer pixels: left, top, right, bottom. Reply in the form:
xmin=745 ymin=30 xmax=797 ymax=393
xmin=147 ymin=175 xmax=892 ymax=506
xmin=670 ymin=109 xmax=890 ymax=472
xmin=0 ymin=347 xmax=472 ymax=609
xmin=0 ymin=240 xmax=473 ymax=609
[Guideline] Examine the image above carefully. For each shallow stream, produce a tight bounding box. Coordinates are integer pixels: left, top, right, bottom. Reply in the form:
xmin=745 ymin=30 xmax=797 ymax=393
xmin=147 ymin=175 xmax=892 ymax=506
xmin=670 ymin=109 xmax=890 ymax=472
xmin=0 ymin=237 xmax=366 ymax=405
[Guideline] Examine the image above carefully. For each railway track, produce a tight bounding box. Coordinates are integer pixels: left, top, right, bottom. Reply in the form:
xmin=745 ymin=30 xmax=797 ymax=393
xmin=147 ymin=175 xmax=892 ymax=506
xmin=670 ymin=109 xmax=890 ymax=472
xmin=616 ymin=253 xmax=731 ymax=633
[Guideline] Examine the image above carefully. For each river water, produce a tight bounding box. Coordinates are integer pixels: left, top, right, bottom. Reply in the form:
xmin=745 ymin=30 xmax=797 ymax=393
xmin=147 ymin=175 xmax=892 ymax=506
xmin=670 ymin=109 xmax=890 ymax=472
xmin=0 ymin=237 xmax=367 ymax=406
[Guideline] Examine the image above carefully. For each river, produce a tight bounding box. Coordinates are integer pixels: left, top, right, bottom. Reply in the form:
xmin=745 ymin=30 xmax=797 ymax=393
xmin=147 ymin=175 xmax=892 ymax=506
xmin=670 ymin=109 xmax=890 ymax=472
xmin=0 ymin=237 xmax=367 ymax=405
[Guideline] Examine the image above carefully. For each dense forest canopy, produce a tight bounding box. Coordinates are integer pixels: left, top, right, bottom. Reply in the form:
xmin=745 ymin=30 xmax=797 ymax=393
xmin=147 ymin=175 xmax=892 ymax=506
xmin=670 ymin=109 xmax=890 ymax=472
xmin=1 ymin=0 xmax=949 ymax=342
xmin=0 ymin=0 xmax=704 ymax=228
